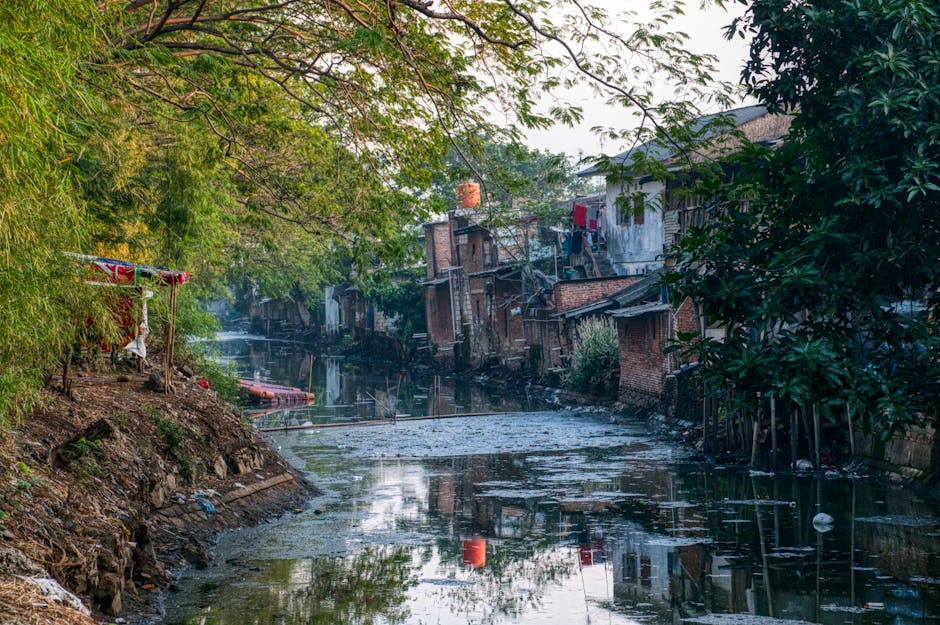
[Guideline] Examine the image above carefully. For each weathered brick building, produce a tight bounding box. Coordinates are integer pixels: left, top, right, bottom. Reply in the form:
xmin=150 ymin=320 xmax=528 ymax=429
xmin=422 ymin=193 xmax=533 ymax=368
xmin=579 ymin=105 xmax=792 ymax=409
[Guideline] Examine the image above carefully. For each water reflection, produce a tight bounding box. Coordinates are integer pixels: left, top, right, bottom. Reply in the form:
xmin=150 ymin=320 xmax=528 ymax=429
xmin=213 ymin=332 xmax=540 ymax=426
xmin=165 ymin=410 xmax=940 ymax=625
xmin=175 ymin=547 xmax=417 ymax=625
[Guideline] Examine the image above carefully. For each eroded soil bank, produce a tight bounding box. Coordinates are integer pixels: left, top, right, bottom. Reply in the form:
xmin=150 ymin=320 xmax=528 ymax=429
xmin=0 ymin=376 xmax=315 ymax=624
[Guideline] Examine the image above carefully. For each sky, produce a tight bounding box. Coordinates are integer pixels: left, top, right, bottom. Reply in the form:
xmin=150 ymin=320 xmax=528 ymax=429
xmin=521 ymin=0 xmax=752 ymax=158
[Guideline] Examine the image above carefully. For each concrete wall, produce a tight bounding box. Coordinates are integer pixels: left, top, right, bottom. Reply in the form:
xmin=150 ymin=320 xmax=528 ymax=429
xmin=860 ymin=425 xmax=938 ymax=480
xmin=603 ymin=180 xmax=665 ymax=276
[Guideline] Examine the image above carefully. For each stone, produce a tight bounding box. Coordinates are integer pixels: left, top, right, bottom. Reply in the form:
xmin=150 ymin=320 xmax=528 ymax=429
xmin=145 ymin=372 xmax=165 ymax=392
xmin=212 ymin=455 xmax=228 ymax=480
xmin=94 ymin=572 xmax=123 ymax=615
xmin=150 ymin=484 xmax=166 ymax=508
xmin=0 ymin=547 xmax=46 ymax=577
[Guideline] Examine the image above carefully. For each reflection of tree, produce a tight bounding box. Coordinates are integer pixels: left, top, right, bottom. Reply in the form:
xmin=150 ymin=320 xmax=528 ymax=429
xmin=441 ymin=543 xmax=574 ymax=623
xmin=181 ymin=548 xmax=417 ymax=625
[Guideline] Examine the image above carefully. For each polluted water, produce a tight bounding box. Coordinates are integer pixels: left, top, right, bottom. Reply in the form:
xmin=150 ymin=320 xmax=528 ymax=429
xmin=164 ymin=333 xmax=940 ymax=625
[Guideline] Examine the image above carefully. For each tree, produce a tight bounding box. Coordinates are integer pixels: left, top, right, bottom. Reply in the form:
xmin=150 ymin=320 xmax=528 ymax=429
xmin=1 ymin=0 xmax=727 ymax=418
xmin=671 ymin=0 xmax=940 ymax=442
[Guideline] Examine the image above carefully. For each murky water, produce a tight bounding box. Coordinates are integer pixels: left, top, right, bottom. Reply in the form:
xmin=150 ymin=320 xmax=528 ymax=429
xmin=212 ymin=332 xmax=541 ymax=427
xmin=166 ymin=335 xmax=940 ymax=625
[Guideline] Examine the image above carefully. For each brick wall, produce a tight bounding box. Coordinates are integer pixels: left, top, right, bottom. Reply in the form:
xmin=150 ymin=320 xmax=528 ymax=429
xmin=617 ymin=311 xmax=669 ymax=401
xmin=426 ymin=283 xmax=454 ymax=347
xmin=425 ymin=222 xmax=452 ymax=278
xmin=675 ymin=297 xmax=698 ymax=336
xmin=553 ymin=276 xmax=636 ymax=312
xmin=462 ymin=230 xmax=489 ymax=274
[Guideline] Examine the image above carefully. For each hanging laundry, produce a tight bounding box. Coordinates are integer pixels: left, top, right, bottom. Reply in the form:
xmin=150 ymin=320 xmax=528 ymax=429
xmin=587 ymin=205 xmax=599 ymax=231
xmin=569 ymin=229 xmax=584 ymax=254
xmin=573 ymin=203 xmax=587 ymax=227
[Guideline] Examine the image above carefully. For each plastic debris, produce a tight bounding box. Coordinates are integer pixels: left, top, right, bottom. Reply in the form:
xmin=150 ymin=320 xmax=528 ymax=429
xmin=197 ymin=499 xmax=217 ymax=515
xmin=813 ymin=512 xmax=834 ymax=532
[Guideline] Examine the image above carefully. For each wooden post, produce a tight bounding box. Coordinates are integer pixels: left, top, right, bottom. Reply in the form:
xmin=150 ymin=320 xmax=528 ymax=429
xmin=164 ymin=281 xmax=177 ymax=393
xmin=702 ymin=382 xmax=709 ymax=455
xmin=812 ymin=403 xmax=821 ymax=468
xmin=750 ymin=420 xmax=760 ymax=467
xmin=770 ymin=396 xmax=778 ymax=471
xmin=846 ymin=401 xmax=855 ymax=457
xmin=790 ymin=408 xmax=798 ymax=469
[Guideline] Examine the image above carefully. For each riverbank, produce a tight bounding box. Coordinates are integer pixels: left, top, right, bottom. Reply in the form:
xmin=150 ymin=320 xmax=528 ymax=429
xmin=0 ymin=374 xmax=315 ymax=624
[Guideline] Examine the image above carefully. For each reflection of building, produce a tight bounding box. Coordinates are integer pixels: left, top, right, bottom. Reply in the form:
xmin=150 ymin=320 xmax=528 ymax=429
xmin=611 ymin=524 xmax=680 ymax=600
xmin=325 ymin=357 xmax=343 ymax=406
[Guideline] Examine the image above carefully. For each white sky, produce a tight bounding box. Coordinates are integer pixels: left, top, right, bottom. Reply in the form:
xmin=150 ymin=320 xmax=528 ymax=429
xmin=522 ymin=0 xmax=752 ymax=158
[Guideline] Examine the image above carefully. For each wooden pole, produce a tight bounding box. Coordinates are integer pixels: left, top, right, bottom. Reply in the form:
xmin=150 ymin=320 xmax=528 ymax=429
xmin=164 ymin=281 xmax=177 ymax=393
xmin=812 ymin=403 xmax=821 ymax=468
xmin=702 ymin=382 xmax=709 ymax=455
xmin=846 ymin=401 xmax=855 ymax=457
xmin=790 ymin=408 xmax=798 ymax=469
xmin=770 ymin=396 xmax=778 ymax=471
xmin=751 ymin=420 xmax=760 ymax=467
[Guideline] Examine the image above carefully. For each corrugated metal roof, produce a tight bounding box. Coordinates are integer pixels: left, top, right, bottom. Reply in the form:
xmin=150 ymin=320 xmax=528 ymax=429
xmin=610 ymin=270 xmax=662 ymax=307
xmin=452 ymin=223 xmax=488 ymax=236
xmin=554 ymin=298 xmax=613 ymax=319
xmin=421 ymin=277 xmax=449 ymax=286
xmin=608 ymin=302 xmax=671 ymax=318
xmin=578 ymin=105 xmax=770 ymax=177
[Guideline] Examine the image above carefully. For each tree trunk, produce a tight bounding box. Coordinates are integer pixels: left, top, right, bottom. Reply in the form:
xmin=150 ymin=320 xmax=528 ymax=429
xmin=770 ymin=396 xmax=778 ymax=471
xmin=790 ymin=408 xmax=799 ymax=468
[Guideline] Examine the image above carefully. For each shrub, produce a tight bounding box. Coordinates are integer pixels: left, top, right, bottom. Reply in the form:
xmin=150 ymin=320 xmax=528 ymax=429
xmin=565 ymin=316 xmax=619 ymax=396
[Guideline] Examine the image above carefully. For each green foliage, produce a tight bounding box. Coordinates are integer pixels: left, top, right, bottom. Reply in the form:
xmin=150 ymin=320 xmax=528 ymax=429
xmin=154 ymin=413 xmax=195 ymax=482
xmin=0 ymin=1 xmax=113 ymax=423
xmin=191 ymin=347 xmax=241 ymax=405
xmin=671 ymin=0 xmax=940 ymax=434
xmin=363 ymin=268 xmax=427 ymax=344
xmin=0 ymin=0 xmax=726 ymax=421
xmin=67 ymin=436 xmax=104 ymax=476
xmin=565 ymin=317 xmax=619 ymax=396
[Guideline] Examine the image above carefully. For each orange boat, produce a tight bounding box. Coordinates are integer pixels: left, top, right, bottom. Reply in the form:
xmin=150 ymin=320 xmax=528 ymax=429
xmin=238 ymin=379 xmax=315 ymax=406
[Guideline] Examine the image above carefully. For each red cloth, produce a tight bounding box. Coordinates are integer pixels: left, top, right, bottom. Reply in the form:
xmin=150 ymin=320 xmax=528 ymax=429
xmin=587 ymin=206 xmax=599 ymax=230
xmin=573 ymin=203 xmax=587 ymax=227
xmin=92 ymin=258 xmax=190 ymax=285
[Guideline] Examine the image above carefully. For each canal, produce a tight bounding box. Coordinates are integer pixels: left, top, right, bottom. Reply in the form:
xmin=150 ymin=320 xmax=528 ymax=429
xmin=165 ymin=334 xmax=940 ymax=625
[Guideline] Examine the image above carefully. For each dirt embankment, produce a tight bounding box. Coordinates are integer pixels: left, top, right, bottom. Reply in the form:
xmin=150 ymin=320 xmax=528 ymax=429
xmin=0 ymin=376 xmax=315 ymax=624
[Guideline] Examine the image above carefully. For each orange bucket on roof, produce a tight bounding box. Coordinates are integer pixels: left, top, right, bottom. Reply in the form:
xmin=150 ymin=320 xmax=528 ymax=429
xmin=457 ymin=181 xmax=481 ymax=209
